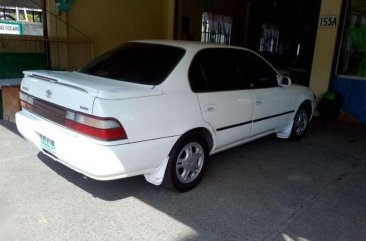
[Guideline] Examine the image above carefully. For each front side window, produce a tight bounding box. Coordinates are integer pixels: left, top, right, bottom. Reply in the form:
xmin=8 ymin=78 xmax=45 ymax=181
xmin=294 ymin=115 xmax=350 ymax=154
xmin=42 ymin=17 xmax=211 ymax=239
xmin=189 ymin=48 xmax=241 ymax=92
xmin=237 ymin=51 xmax=279 ymax=89
xmin=80 ymin=43 xmax=186 ymax=85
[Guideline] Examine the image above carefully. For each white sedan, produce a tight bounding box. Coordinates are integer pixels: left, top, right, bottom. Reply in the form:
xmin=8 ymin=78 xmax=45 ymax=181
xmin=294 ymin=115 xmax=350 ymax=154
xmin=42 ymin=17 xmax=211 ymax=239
xmin=16 ymin=40 xmax=316 ymax=191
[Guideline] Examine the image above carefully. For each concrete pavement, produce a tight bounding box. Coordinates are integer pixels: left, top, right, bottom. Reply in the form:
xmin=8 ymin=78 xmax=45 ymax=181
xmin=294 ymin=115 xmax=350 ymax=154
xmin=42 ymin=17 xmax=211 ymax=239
xmin=0 ymin=119 xmax=365 ymax=241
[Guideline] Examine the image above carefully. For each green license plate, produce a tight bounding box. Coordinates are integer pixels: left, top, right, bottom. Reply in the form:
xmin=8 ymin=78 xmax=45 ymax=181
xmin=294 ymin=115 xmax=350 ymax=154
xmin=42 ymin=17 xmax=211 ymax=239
xmin=40 ymin=134 xmax=56 ymax=155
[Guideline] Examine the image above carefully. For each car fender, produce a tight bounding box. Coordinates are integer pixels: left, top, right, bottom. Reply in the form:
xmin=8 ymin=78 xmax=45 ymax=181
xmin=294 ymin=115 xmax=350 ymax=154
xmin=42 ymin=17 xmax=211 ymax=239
xmin=276 ymin=85 xmax=315 ymax=139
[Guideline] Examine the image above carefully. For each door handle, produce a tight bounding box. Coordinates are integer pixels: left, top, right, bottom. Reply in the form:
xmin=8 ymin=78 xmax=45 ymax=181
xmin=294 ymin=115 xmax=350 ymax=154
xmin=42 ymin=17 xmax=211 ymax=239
xmin=255 ymin=97 xmax=263 ymax=105
xmin=203 ymin=104 xmax=217 ymax=112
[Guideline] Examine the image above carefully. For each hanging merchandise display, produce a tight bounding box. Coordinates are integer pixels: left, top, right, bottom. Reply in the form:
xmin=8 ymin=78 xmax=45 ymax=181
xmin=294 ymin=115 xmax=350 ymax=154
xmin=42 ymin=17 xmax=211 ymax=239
xmin=201 ymin=12 xmax=232 ymax=45
xmin=259 ymin=24 xmax=280 ymax=53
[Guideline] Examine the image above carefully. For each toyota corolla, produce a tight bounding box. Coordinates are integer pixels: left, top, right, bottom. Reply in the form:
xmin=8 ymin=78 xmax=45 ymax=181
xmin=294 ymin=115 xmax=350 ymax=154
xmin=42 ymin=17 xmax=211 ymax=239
xmin=16 ymin=40 xmax=316 ymax=191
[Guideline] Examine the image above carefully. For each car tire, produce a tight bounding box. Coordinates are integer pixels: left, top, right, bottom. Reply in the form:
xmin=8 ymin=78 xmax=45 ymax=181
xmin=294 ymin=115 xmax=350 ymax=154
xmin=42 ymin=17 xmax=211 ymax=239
xmin=165 ymin=134 xmax=208 ymax=192
xmin=290 ymin=105 xmax=309 ymax=140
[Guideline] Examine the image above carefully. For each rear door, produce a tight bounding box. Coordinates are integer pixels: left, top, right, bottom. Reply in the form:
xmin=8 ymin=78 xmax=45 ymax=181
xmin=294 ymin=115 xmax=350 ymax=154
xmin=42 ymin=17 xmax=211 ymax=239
xmin=236 ymin=51 xmax=295 ymax=136
xmin=189 ymin=48 xmax=253 ymax=150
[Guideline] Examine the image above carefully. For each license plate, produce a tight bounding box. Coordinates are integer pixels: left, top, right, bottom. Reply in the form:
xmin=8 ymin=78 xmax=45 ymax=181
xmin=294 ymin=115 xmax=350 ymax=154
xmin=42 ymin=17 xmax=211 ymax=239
xmin=40 ymin=134 xmax=56 ymax=155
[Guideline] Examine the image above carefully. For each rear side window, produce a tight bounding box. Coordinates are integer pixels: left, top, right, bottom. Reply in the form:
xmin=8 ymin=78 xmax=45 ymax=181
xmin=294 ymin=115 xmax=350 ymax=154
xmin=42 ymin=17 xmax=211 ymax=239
xmin=189 ymin=48 xmax=241 ymax=92
xmin=80 ymin=43 xmax=185 ymax=85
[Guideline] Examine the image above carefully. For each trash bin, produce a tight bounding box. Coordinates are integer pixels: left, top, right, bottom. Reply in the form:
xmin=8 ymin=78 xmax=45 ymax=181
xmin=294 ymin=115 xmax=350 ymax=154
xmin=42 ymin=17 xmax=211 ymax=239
xmin=317 ymin=90 xmax=342 ymax=121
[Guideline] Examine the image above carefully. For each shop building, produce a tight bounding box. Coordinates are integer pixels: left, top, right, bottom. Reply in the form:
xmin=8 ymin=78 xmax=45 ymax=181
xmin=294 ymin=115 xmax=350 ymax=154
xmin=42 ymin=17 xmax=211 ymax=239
xmin=0 ymin=0 xmax=365 ymax=124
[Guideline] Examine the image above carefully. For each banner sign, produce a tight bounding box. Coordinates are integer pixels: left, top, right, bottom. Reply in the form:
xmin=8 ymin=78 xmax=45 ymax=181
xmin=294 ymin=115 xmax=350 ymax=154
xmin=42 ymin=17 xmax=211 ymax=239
xmin=0 ymin=22 xmax=23 ymax=35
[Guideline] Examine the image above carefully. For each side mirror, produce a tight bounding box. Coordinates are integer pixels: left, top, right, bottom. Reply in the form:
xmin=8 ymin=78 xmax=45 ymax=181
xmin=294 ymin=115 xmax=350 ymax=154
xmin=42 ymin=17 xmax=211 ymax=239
xmin=279 ymin=76 xmax=292 ymax=87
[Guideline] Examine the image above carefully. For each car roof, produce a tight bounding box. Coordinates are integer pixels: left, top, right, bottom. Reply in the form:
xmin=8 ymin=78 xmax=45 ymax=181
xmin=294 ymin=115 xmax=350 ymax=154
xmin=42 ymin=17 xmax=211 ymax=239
xmin=131 ymin=40 xmax=280 ymax=77
xmin=131 ymin=39 xmax=251 ymax=52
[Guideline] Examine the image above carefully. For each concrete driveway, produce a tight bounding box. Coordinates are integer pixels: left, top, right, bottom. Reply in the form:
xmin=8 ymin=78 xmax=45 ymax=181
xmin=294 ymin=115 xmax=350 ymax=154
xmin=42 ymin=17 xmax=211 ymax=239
xmin=0 ymin=119 xmax=365 ymax=241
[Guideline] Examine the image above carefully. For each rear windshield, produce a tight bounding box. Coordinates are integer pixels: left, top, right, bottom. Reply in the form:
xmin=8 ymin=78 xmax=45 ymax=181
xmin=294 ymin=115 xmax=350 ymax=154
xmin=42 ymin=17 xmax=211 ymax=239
xmin=80 ymin=43 xmax=186 ymax=85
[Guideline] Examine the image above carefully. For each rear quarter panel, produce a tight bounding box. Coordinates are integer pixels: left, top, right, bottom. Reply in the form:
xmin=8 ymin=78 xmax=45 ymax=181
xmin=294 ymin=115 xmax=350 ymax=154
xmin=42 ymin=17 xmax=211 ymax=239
xmin=92 ymin=92 xmax=211 ymax=144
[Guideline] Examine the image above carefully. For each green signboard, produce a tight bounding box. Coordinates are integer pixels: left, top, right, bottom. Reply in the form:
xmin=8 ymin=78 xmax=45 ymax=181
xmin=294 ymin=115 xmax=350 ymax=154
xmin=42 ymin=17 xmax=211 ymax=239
xmin=56 ymin=0 xmax=77 ymax=12
xmin=0 ymin=21 xmax=23 ymax=35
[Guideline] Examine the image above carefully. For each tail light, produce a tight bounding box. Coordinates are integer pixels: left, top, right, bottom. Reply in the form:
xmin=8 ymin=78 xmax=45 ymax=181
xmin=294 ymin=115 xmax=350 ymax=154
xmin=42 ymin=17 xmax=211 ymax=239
xmin=65 ymin=112 xmax=127 ymax=141
xmin=20 ymin=91 xmax=127 ymax=141
xmin=20 ymin=91 xmax=34 ymax=111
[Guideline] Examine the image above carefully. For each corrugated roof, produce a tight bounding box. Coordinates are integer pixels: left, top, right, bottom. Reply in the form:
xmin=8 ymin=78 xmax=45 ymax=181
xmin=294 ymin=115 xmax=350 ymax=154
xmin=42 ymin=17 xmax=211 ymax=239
xmin=0 ymin=0 xmax=42 ymax=9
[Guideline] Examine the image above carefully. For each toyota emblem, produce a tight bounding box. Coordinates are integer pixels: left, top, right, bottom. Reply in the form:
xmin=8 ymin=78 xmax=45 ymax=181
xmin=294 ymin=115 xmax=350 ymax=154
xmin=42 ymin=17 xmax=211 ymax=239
xmin=46 ymin=90 xmax=52 ymax=98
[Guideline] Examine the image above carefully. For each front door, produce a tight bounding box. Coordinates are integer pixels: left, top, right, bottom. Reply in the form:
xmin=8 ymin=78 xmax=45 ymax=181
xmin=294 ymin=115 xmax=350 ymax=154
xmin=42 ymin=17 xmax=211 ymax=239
xmin=236 ymin=50 xmax=294 ymax=136
xmin=250 ymin=87 xmax=295 ymax=136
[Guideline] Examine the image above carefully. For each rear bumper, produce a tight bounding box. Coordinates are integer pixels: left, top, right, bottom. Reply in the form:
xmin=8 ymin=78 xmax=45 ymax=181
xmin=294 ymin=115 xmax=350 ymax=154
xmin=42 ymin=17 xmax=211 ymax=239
xmin=16 ymin=110 xmax=178 ymax=181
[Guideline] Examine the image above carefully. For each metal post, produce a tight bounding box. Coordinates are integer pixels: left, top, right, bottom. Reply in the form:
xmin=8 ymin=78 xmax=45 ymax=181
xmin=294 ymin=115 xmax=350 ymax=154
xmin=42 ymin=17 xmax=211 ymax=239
xmin=24 ymin=9 xmax=28 ymax=21
xmin=42 ymin=0 xmax=51 ymax=69
xmin=16 ymin=7 xmax=19 ymax=21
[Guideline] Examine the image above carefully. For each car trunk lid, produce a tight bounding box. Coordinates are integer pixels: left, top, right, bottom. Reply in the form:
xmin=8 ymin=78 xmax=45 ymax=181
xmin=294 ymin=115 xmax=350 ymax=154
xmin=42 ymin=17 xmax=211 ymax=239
xmin=21 ymin=70 xmax=162 ymax=114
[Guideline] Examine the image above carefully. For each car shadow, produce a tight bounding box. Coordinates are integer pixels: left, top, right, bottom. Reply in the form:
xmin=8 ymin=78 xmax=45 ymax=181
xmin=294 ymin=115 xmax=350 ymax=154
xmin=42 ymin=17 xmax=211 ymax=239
xmin=35 ymin=120 xmax=366 ymax=241
xmin=36 ymin=134 xmax=280 ymax=201
xmin=37 ymin=152 xmax=162 ymax=201
xmin=0 ymin=120 xmax=23 ymax=138
xmin=34 ymin=118 xmax=349 ymax=205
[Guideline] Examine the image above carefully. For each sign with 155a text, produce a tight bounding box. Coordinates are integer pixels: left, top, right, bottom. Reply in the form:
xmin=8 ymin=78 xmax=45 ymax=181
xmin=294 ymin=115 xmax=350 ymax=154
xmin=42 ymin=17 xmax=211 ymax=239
xmin=319 ymin=16 xmax=337 ymax=28
xmin=0 ymin=21 xmax=23 ymax=35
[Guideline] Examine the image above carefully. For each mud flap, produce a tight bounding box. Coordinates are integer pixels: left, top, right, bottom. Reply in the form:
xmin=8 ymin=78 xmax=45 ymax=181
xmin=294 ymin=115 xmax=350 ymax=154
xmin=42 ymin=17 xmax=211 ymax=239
xmin=276 ymin=120 xmax=293 ymax=139
xmin=144 ymin=156 xmax=169 ymax=186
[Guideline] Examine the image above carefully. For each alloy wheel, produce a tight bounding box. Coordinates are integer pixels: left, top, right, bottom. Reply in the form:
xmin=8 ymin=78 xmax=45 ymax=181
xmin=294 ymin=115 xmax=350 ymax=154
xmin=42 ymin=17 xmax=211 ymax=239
xmin=175 ymin=142 xmax=205 ymax=184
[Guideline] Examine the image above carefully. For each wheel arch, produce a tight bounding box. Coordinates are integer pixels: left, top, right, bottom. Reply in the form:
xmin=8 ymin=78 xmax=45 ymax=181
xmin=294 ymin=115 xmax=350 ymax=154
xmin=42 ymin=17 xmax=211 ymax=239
xmin=164 ymin=127 xmax=212 ymax=191
xmin=298 ymin=99 xmax=313 ymax=120
xmin=277 ymin=99 xmax=313 ymax=139
xmin=174 ymin=127 xmax=215 ymax=154
xmin=144 ymin=126 xmax=215 ymax=187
